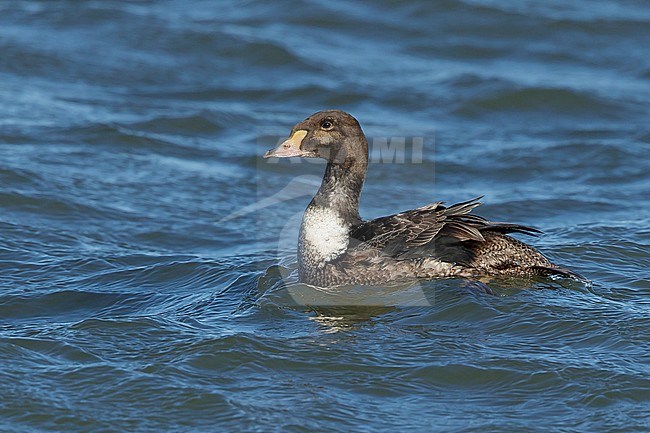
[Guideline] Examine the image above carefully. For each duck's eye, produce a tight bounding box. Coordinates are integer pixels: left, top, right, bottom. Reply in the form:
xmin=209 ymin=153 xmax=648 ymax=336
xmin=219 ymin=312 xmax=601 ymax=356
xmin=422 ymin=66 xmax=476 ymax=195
xmin=321 ymin=120 xmax=334 ymax=130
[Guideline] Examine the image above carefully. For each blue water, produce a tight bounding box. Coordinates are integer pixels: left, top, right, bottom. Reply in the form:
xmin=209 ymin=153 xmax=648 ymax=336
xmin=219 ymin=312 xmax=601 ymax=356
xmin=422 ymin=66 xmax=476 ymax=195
xmin=1 ymin=1 xmax=649 ymax=431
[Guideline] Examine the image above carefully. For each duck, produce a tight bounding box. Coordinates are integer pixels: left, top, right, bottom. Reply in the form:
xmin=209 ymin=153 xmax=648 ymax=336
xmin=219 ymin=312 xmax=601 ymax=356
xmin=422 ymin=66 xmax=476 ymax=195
xmin=264 ymin=110 xmax=578 ymax=287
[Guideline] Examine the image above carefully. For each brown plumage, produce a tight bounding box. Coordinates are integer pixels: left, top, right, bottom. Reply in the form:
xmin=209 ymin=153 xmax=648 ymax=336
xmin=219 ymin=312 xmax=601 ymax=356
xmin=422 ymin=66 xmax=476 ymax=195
xmin=264 ymin=110 xmax=578 ymax=286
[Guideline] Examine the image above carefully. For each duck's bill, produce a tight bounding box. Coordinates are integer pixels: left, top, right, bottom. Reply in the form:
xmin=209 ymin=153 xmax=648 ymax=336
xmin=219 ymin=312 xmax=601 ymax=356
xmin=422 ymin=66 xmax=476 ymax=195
xmin=263 ymin=130 xmax=314 ymax=158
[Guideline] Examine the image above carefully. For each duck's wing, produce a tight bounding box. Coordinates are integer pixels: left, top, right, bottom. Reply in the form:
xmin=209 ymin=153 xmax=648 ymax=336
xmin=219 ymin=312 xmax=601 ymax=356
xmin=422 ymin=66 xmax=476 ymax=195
xmin=349 ymin=197 xmax=541 ymax=260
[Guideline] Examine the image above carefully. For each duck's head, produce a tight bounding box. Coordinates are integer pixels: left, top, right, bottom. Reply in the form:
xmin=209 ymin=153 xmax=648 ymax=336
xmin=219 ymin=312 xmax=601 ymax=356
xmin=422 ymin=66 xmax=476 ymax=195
xmin=264 ymin=110 xmax=368 ymax=165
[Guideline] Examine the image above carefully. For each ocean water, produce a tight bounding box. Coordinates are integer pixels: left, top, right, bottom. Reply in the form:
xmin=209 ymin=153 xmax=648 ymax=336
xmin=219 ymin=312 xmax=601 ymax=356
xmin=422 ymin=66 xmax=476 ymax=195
xmin=1 ymin=1 xmax=649 ymax=431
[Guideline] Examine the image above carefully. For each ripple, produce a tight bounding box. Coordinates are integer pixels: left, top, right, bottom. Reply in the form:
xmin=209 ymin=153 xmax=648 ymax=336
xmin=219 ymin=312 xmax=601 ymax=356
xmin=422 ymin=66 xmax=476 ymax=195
xmin=456 ymin=86 xmax=622 ymax=118
xmin=0 ymin=336 xmax=101 ymax=365
xmin=0 ymin=190 xmax=133 ymax=221
xmin=129 ymin=114 xmax=223 ymax=136
xmin=0 ymin=290 xmax=148 ymax=324
xmin=0 ymin=166 xmax=43 ymax=186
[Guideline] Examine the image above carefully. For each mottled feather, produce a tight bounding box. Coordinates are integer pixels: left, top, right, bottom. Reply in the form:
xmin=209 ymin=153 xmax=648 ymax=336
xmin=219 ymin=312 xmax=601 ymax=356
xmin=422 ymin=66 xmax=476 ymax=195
xmin=349 ymin=197 xmax=540 ymax=259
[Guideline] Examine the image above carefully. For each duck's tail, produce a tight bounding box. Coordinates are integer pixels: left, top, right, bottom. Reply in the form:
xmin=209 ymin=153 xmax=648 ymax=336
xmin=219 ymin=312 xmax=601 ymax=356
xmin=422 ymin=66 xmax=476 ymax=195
xmin=532 ymin=265 xmax=588 ymax=283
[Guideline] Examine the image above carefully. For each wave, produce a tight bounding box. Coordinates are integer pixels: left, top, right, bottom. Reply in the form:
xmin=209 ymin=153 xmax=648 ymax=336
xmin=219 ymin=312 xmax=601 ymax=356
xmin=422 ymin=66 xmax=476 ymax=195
xmin=455 ymin=86 xmax=622 ymax=117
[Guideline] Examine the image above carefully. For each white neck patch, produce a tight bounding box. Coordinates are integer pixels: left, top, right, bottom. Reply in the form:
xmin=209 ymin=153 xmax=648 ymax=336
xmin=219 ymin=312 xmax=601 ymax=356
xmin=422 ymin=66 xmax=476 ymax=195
xmin=300 ymin=207 xmax=350 ymax=266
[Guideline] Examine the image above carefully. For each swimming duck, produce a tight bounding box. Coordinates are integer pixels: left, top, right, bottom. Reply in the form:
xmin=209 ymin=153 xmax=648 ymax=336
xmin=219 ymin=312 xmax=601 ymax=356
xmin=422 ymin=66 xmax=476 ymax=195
xmin=264 ymin=110 xmax=576 ymax=286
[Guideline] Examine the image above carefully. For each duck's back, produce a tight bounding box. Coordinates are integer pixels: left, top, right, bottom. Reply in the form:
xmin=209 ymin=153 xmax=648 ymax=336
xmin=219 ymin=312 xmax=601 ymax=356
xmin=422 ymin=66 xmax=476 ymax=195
xmin=297 ymin=198 xmax=574 ymax=285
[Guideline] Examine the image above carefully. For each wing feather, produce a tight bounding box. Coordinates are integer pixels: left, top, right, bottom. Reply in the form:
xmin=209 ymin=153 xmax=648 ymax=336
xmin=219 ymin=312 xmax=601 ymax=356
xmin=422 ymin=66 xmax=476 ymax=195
xmin=349 ymin=197 xmax=541 ymax=259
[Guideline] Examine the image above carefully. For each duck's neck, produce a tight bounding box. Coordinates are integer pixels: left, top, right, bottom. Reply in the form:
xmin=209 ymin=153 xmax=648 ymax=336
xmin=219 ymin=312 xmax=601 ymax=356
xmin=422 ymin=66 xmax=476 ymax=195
xmin=298 ymin=159 xmax=367 ymax=270
xmin=309 ymin=160 xmax=366 ymax=224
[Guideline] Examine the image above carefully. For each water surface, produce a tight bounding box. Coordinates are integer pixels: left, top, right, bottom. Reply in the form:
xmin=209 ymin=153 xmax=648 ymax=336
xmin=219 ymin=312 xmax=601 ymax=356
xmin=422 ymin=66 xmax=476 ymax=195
xmin=1 ymin=1 xmax=649 ymax=431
